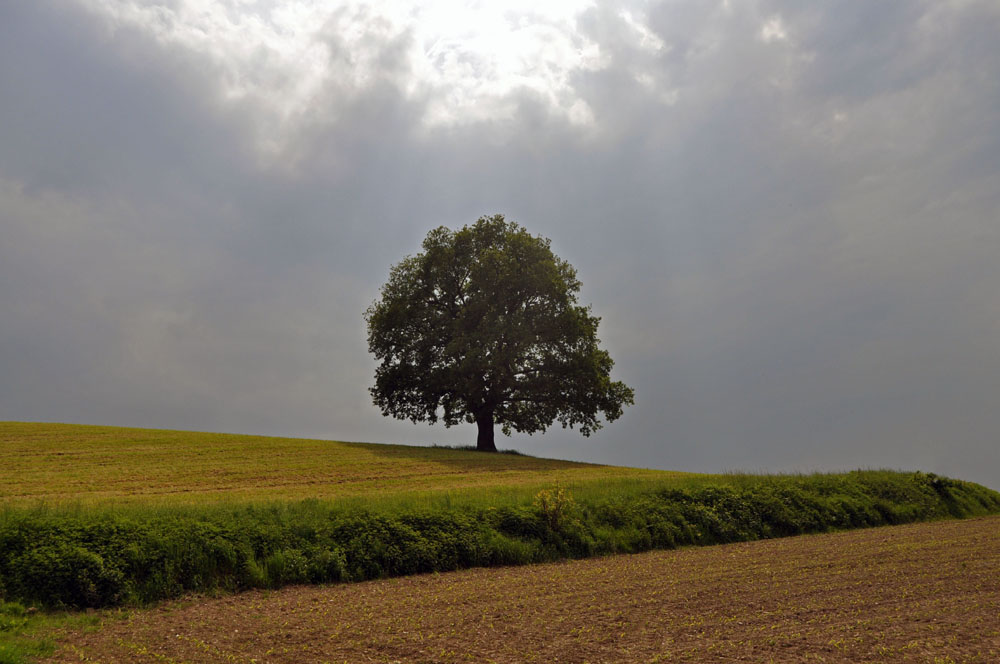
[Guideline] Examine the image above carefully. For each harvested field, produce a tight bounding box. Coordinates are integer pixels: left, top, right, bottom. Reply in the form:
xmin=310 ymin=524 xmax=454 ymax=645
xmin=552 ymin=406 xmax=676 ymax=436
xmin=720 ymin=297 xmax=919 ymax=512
xmin=0 ymin=422 xmax=685 ymax=507
xmin=46 ymin=516 xmax=1000 ymax=664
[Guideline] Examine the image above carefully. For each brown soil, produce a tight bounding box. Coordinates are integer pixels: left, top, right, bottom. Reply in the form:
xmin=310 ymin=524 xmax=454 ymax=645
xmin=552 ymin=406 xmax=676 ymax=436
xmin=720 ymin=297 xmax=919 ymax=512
xmin=46 ymin=516 xmax=1000 ymax=663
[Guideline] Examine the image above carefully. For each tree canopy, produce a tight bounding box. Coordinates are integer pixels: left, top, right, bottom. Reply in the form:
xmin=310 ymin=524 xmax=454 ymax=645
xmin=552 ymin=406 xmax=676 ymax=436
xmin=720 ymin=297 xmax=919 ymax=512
xmin=364 ymin=215 xmax=635 ymax=451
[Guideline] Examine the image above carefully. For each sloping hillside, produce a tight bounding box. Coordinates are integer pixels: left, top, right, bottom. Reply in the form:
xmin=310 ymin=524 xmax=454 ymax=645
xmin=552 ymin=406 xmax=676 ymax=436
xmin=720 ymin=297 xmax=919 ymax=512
xmin=0 ymin=422 xmax=687 ymax=506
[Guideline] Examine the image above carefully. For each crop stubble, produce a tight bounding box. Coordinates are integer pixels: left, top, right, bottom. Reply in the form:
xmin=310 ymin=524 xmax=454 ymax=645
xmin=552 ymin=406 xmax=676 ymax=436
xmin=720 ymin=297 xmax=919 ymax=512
xmin=47 ymin=515 xmax=1000 ymax=663
xmin=0 ymin=422 xmax=680 ymax=506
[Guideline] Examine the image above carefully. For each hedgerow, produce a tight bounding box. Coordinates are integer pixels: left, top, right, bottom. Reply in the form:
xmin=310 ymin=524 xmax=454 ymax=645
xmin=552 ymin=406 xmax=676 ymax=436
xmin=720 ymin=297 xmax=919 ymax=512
xmin=1 ymin=471 xmax=997 ymax=609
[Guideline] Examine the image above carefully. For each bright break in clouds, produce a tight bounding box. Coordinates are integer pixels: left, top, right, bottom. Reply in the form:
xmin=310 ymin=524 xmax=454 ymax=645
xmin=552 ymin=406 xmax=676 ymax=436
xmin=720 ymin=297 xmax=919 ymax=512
xmin=1 ymin=1 xmax=999 ymax=488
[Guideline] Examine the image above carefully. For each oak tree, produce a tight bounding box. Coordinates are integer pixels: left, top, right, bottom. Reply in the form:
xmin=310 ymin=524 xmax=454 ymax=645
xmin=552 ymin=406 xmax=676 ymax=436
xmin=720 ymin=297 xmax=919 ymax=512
xmin=365 ymin=215 xmax=634 ymax=451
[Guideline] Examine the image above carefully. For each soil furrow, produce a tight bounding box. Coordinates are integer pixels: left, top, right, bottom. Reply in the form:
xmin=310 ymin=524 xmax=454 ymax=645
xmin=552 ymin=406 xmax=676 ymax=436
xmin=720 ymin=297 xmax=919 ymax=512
xmin=45 ymin=515 xmax=1000 ymax=663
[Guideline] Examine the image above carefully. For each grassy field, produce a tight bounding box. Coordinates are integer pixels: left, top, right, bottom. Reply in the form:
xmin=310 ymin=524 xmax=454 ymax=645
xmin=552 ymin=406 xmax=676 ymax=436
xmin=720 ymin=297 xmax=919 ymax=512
xmin=39 ymin=515 xmax=1000 ymax=663
xmin=0 ymin=422 xmax=691 ymax=508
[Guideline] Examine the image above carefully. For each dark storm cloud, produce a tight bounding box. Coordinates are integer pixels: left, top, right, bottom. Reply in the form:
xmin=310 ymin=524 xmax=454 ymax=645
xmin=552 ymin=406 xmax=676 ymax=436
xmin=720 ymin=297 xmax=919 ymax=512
xmin=1 ymin=0 xmax=998 ymax=488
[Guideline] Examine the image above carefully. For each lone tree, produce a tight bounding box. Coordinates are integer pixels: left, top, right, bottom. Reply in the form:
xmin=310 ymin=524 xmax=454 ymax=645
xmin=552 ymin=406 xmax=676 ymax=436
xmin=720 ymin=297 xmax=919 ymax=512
xmin=365 ymin=215 xmax=635 ymax=452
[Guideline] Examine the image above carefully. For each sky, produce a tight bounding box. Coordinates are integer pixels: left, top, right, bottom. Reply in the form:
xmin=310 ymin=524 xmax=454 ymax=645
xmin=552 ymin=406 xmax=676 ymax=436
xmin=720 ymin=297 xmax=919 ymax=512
xmin=2 ymin=0 xmax=999 ymax=489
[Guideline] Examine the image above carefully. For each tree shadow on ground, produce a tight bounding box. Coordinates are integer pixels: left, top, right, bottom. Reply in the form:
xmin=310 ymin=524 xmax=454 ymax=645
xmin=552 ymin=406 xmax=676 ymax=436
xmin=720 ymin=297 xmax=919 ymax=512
xmin=340 ymin=439 xmax=600 ymax=473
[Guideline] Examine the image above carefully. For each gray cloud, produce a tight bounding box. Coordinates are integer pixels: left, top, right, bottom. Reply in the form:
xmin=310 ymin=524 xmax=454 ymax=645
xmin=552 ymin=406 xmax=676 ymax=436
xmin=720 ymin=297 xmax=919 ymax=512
xmin=2 ymin=0 xmax=998 ymax=488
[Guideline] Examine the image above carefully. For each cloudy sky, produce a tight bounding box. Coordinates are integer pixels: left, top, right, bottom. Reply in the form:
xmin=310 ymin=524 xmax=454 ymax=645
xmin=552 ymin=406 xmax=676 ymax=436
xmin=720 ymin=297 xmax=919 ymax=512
xmin=2 ymin=0 xmax=999 ymax=488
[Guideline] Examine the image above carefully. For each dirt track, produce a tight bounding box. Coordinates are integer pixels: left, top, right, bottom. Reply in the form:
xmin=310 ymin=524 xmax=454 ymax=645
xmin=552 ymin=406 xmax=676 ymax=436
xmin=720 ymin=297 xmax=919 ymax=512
xmin=48 ymin=516 xmax=1000 ymax=663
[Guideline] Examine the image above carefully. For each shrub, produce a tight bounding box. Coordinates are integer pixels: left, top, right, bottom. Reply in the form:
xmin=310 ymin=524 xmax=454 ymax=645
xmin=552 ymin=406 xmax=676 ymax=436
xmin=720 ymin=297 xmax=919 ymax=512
xmin=533 ymin=487 xmax=577 ymax=532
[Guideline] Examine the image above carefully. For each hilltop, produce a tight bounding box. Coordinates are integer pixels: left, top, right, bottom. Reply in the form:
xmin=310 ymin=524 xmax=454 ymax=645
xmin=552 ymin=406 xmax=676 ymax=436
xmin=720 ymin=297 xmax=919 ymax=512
xmin=0 ymin=422 xmax=687 ymax=507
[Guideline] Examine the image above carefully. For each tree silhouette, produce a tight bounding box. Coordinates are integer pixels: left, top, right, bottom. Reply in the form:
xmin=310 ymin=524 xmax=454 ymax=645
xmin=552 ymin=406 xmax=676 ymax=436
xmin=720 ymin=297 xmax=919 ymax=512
xmin=365 ymin=215 xmax=634 ymax=451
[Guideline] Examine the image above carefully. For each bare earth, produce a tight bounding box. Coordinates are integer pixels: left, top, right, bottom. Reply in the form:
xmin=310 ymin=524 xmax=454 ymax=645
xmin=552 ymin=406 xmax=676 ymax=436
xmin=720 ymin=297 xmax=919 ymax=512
xmin=48 ymin=516 xmax=1000 ymax=663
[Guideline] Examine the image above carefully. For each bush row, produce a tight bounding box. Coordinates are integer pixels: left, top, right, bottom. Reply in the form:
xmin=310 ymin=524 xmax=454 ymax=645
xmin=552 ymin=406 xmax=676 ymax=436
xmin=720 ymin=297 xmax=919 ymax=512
xmin=1 ymin=471 xmax=997 ymax=608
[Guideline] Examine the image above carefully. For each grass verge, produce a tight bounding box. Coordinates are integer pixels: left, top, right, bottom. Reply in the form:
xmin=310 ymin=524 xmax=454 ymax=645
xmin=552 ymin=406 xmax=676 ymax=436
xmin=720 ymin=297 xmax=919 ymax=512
xmin=0 ymin=601 xmax=101 ymax=664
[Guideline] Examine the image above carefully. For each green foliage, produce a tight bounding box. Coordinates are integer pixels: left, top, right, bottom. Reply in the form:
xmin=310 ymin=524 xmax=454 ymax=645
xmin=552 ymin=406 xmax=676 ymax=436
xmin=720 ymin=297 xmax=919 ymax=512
xmin=364 ymin=215 xmax=634 ymax=449
xmin=533 ymin=486 xmax=578 ymax=532
xmin=0 ymin=604 xmax=29 ymax=635
xmin=1 ymin=471 xmax=998 ymax=610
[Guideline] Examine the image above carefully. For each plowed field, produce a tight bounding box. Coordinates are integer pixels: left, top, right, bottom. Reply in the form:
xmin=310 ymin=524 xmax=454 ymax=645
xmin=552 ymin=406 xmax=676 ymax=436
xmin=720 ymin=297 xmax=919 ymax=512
xmin=46 ymin=516 xmax=1000 ymax=663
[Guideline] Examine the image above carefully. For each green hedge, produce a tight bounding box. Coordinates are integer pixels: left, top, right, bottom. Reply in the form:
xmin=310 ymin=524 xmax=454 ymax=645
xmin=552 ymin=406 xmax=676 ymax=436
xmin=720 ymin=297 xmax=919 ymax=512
xmin=1 ymin=471 xmax=997 ymax=609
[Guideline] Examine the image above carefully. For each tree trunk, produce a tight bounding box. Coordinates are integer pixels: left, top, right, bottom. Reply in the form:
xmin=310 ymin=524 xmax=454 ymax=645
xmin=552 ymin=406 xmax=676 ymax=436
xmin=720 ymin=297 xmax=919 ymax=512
xmin=476 ymin=410 xmax=497 ymax=452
